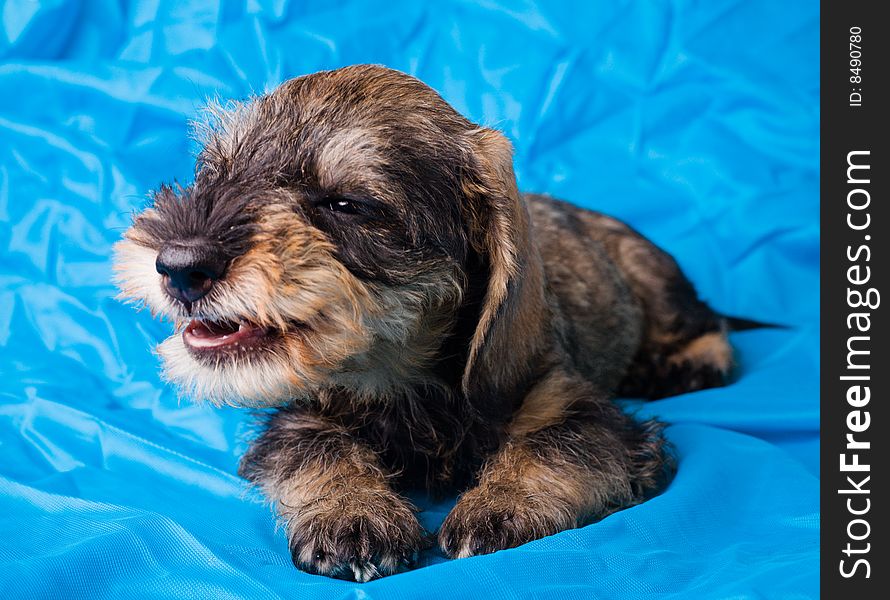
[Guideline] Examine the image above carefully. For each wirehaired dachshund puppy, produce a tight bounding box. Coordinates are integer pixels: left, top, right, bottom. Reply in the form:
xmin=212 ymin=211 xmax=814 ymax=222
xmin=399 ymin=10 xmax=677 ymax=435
xmin=114 ymin=65 xmax=735 ymax=582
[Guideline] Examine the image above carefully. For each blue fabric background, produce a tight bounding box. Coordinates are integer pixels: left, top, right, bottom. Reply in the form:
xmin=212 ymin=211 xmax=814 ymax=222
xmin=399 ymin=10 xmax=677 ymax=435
xmin=0 ymin=1 xmax=819 ymax=598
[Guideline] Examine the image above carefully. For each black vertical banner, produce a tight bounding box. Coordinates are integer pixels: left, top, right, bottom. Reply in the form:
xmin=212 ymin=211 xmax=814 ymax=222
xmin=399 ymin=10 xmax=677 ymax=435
xmin=822 ymin=1 xmax=889 ymax=597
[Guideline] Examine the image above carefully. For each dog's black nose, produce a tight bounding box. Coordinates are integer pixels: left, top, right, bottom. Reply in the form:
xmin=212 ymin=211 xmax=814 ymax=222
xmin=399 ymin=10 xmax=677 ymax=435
xmin=156 ymin=244 xmax=227 ymax=305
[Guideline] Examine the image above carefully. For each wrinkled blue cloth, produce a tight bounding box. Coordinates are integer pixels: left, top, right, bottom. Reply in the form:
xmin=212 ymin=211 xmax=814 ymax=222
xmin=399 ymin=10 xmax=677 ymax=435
xmin=0 ymin=1 xmax=819 ymax=598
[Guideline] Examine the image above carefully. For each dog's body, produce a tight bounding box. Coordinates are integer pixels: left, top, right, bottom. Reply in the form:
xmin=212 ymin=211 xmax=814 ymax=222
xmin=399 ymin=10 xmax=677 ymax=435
xmin=115 ymin=65 xmax=732 ymax=582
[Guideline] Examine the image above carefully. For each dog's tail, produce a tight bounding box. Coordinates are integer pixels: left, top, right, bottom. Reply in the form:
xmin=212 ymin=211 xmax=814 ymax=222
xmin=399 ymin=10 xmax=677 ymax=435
xmin=722 ymin=314 xmax=786 ymax=332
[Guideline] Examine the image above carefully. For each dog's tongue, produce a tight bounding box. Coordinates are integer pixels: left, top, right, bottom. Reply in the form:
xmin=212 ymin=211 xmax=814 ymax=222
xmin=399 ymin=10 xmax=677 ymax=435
xmin=184 ymin=319 xmax=256 ymax=348
xmin=189 ymin=320 xmax=239 ymax=337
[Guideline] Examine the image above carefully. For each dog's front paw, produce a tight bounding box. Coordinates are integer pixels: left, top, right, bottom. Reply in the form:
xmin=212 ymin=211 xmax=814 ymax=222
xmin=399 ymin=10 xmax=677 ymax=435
xmin=438 ymin=484 xmax=573 ymax=559
xmin=285 ymin=490 xmax=426 ymax=582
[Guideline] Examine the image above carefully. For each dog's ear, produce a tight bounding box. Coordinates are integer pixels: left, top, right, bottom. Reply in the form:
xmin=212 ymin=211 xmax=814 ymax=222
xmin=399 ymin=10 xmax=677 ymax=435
xmin=460 ymin=128 xmax=547 ymax=410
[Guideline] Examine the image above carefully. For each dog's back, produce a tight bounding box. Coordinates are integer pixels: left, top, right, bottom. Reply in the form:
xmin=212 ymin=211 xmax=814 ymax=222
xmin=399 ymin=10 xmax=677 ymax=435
xmin=527 ymin=193 xmax=732 ymax=399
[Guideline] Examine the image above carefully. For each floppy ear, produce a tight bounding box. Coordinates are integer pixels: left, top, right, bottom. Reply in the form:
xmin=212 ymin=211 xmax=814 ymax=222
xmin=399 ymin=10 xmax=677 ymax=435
xmin=460 ymin=128 xmax=548 ymax=409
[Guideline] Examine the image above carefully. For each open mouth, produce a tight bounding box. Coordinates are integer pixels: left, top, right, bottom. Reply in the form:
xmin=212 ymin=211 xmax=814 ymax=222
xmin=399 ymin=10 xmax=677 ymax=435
xmin=183 ymin=319 xmax=276 ymax=353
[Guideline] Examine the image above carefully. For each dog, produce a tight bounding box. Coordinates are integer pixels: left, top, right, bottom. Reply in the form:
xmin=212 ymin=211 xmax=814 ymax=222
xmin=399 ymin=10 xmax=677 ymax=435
xmin=114 ymin=65 xmax=736 ymax=582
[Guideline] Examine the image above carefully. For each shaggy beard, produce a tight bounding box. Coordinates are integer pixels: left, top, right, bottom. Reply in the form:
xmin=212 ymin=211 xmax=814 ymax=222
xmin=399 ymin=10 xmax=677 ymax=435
xmin=157 ymin=334 xmax=310 ymax=407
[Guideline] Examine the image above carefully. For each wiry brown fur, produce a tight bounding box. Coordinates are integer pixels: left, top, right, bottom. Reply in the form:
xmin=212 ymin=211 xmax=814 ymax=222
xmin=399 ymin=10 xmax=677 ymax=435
xmin=114 ymin=65 xmax=735 ymax=581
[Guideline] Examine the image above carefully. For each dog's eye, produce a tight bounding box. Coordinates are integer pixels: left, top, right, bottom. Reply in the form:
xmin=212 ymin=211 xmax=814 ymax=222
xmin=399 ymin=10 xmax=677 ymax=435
xmin=315 ymin=196 xmax=373 ymax=217
xmin=324 ymin=199 xmax=359 ymax=214
xmin=317 ymin=198 xmax=362 ymax=215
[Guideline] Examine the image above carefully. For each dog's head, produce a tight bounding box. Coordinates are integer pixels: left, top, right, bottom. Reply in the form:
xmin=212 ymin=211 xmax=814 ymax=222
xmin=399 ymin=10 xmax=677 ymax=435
xmin=114 ymin=65 xmax=545 ymax=407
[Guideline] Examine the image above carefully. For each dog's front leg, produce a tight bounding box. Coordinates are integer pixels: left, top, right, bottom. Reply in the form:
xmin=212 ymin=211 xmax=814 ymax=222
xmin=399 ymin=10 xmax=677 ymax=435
xmin=439 ymin=370 xmax=669 ymax=558
xmin=240 ymin=406 xmax=425 ymax=582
